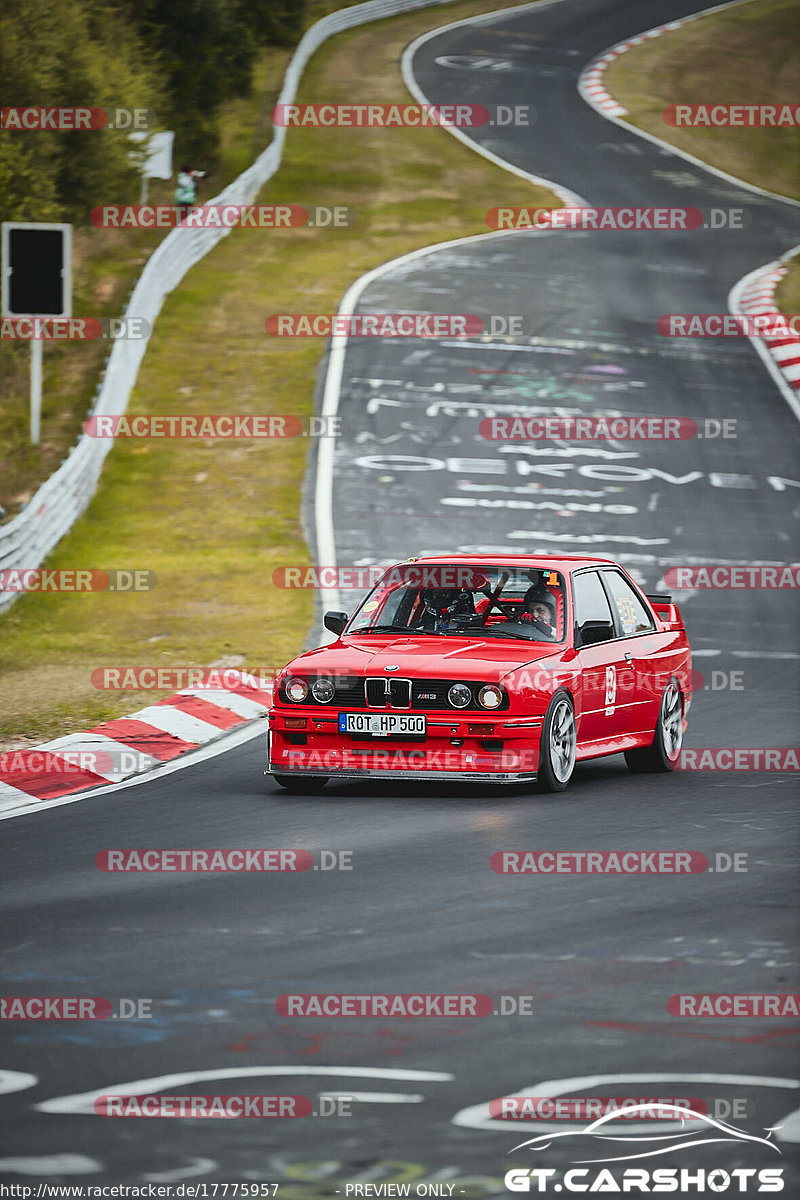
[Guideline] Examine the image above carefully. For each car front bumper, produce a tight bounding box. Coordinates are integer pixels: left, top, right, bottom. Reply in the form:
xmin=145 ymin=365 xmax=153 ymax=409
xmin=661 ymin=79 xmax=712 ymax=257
xmin=266 ymin=710 xmax=543 ymax=783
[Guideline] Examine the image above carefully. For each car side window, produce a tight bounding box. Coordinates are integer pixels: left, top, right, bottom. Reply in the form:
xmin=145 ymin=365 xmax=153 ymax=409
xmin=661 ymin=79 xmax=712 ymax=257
xmin=602 ymin=570 xmax=654 ymax=636
xmin=573 ymin=571 xmax=615 ymax=645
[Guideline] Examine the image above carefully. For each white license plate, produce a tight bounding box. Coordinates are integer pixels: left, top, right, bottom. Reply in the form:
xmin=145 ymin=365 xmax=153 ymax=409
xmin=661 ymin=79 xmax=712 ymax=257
xmin=339 ymin=712 xmax=426 ymax=737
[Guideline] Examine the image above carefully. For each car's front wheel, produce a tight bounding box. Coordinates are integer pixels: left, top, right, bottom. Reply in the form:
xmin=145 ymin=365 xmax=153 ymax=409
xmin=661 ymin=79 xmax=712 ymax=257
xmin=271 ymin=774 xmax=329 ymax=794
xmin=536 ymin=690 xmax=576 ymax=793
xmin=624 ymin=679 xmax=683 ymax=773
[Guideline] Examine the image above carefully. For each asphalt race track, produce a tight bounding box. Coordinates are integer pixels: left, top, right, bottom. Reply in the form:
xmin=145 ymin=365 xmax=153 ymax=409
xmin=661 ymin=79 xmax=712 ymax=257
xmin=2 ymin=0 xmax=799 ymax=1191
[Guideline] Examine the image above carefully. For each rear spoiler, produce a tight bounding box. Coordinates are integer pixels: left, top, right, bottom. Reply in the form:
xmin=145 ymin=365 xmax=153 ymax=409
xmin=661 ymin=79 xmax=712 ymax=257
xmin=646 ymin=593 xmax=684 ymax=629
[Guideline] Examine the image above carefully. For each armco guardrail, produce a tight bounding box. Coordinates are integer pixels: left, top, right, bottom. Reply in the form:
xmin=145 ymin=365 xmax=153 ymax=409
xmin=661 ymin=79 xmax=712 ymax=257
xmin=0 ymin=0 xmax=455 ymax=611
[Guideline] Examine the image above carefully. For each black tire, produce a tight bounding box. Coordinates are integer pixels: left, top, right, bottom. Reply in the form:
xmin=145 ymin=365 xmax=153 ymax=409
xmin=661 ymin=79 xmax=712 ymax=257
xmin=624 ymin=680 xmax=683 ymax=774
xmin=271 ymin=774 xmax=329 ymax=794
xmin=536 ymin=690 xmax=576 ymax=793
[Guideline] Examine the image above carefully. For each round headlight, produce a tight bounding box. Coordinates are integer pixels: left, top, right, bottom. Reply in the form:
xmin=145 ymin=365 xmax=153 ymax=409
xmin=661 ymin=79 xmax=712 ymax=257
xmin=286 ymin=678 xmax=309 ymax=703
xmin=478 ymin=685 xmax=503 ymax=710
xmin=311 ymin=677 xmax=335 ymax=703
xmin=448 ymin=683 xmax=472 ymax=708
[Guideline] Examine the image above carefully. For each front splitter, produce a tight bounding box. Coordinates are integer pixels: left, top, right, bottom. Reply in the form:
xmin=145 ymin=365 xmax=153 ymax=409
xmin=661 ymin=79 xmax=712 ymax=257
xmin=266 ymin=765 xmax=537 ymax=784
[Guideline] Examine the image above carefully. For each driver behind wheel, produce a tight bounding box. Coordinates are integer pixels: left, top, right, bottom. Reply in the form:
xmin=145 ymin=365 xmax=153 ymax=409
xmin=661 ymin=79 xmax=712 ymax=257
xmin=515 ymin=583 xmax=557 ymax=640
xmin=417 ymin=587 xmax=477 ymax=630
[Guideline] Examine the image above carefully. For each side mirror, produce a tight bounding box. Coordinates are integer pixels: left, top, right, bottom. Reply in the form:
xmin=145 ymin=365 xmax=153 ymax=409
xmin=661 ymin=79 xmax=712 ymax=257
xmin=324 ymin=610 xmax=348 ymax=636
xmin=577 ymin=619 xmax=615 ymax=647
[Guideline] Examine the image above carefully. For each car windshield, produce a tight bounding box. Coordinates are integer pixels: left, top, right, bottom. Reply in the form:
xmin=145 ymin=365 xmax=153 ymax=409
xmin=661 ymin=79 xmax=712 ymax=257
xmin=346 ymin=564 xmax=567 ymax=642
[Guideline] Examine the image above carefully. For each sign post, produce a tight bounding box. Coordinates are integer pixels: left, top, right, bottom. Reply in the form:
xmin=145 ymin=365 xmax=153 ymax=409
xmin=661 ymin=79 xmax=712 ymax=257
xmin=1 ymin=221 xmax=72 ymax=446
xmin=129 ymin=130 xmax=174 ymax=204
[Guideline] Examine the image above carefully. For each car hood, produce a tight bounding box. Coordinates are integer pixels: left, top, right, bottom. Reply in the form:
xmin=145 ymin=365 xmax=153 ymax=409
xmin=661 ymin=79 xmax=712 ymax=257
xmin=283 ymin=635 xmax=566 ymax=684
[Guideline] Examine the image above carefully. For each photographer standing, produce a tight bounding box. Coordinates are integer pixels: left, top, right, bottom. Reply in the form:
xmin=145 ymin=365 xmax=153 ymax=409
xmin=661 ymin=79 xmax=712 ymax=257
xmin=174 ymin=164 xmax=206 ymax=219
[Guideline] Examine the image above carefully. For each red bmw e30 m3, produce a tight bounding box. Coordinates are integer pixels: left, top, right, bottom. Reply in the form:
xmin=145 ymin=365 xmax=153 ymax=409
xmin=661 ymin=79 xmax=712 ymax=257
xmin=266 ymin=554 xmax=691 ymax=793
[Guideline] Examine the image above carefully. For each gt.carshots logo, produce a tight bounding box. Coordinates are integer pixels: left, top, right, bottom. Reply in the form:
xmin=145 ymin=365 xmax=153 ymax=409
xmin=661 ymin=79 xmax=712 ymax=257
xmin=502 ymin=1103 xmax=784 ymax=1192
xmin=504 ymin=1168 xmax=784 ymax=1193
xmin=265 ymin=314 xmax=483 ymax=337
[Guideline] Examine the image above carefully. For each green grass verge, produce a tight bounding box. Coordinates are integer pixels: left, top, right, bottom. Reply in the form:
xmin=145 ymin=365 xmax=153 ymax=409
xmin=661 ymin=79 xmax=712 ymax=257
xmin=0 ymin=0 xmax=357 ymax=522
xmin=604 ymin=0 xmax=800 ymax=202
xmin=0 ymin=0 xmax=558 ymax=747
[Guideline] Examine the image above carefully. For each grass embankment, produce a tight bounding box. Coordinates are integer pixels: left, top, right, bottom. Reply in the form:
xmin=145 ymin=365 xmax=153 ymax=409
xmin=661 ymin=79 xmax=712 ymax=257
xmin=605 ymin=0 xmax=800 ymax=305
xmin=0 ymin=0 xmax=358 ymax=521
xmin=0 ymin=0 xmax=558 ymax=747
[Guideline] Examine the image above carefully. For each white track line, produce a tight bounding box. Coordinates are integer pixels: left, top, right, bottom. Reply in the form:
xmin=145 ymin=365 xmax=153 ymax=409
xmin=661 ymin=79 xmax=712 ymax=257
xmin=577 ymin=0 xmax=800 ymax=209
xmin=729 ymin=250 xmax=800 ymax=425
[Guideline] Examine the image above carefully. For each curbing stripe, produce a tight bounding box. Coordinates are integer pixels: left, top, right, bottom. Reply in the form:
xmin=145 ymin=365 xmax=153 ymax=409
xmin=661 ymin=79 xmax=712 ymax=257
xmin=123 ymin=705 xmax=241 ymax=745
xmin=576 ymin=0 xmax=800 ymax=210
xmin=152 ymin=693 xmax=243 ymax=730
xmin=2 ymin=673 xmax=273 ymax=805
xmin=732 ymin=257 xmax=800 ymax=398
xmin=729 ymin=252 xmax=800 ymax=420
xmin=176 ymin=687 xmax=267 ymax=719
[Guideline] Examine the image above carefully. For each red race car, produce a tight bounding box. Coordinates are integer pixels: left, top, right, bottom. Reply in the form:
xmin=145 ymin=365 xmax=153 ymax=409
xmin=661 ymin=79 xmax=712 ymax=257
xmin=266 ymin=554 xmax=691 ymax=793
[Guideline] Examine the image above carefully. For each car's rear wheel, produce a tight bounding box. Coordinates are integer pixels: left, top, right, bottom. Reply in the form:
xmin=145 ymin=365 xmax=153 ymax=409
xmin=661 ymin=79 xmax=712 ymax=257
xmin=272 ymin=774 xmax=329 ymax=794
xmin=536 ymin=690 xmax=576 ymax=793
xmin=624 ymin=679 xmax=683 ymax=773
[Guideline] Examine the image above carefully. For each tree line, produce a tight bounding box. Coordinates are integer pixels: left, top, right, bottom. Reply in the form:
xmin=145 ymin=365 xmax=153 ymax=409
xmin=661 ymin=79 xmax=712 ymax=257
xmin=0 ymin=0 xmax=306 ymax=223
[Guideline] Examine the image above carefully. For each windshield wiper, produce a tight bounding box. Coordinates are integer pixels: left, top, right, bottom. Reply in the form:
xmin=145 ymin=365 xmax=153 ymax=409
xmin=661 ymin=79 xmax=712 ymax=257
xmin=350 ymin=624 xmax=434 ymax=635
